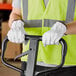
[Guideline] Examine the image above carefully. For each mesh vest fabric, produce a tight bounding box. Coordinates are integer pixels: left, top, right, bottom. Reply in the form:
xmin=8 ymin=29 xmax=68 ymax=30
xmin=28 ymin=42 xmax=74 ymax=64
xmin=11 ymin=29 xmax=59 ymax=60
xmin=21 ymin=0 xmax=76 ymax=66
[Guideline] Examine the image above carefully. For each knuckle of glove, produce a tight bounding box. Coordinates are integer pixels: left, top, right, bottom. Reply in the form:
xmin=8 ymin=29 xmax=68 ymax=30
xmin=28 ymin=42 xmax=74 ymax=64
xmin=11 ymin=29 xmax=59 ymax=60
xmin=52 ymin=22 xmax=66 ymax=34
xmin=42 ymin=30 xmax=52 ymax=46
xmin=7 ymin=28 xmax=25 ymax=43
xmin=42 ymin=34 xmax=46 ymax=45
xmin=11 ymin=20 xmax=24 ymax=29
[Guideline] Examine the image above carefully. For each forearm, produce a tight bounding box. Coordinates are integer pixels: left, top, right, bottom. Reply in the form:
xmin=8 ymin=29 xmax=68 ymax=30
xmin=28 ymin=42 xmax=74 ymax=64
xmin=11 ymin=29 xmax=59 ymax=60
xmin=8 ymin=7 xmax=22 ymax=28
xmin=65 ymin=21 xmax=76 ymax=34
xmin=8 ymin=12 xmax=21 ymax=28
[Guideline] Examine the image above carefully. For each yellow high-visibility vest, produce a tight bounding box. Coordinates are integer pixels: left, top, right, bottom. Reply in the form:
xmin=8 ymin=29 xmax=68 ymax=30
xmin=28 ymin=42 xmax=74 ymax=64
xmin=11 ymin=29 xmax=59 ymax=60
xmin=21 ymin=0 xmax=76 ymax=66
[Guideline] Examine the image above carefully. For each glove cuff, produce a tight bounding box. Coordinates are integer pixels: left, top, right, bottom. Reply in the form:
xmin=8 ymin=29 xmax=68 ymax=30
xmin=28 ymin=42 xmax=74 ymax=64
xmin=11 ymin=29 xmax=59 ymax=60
xmin=11 ymin=20 xmax=24 ymax=29
xmin=51 ymin=22 xmax=67 ymax=33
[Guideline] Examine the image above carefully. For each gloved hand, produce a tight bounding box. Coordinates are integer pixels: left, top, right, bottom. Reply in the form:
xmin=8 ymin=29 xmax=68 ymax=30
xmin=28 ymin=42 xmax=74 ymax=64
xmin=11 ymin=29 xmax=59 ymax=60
xmin=42 ymin=22 xmax=67 ymax=46
xmin=7 ymin=20 xmax=26 ymax=43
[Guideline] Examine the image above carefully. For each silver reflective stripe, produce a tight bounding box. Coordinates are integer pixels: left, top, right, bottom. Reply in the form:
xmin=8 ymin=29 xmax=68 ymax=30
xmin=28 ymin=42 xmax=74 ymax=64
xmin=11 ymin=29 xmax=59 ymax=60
xmin=22 ymin=0 xmax=28 ymax=20
xmin=37 ymin=62 xmax=76 ymax=67
xmin=22 ymin=0 xmax=76 ymax=28
xmin=66 ymin=0 xmax=76 ymax=23
xmin=24 ymin=19 xmax=65 ymax=27
xmin=24 ymin=20 xmax=42 ymax=27
xmin=44 ymin=19 xmax=65 ymax=27
xmin=44 ymin=0 xmax=49 ymax=7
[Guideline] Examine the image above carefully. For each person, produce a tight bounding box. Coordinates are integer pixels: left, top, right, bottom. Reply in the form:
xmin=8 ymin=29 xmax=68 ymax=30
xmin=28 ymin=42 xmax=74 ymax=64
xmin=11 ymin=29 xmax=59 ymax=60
xmin=7 ymin=0 xmax=76 ymax=76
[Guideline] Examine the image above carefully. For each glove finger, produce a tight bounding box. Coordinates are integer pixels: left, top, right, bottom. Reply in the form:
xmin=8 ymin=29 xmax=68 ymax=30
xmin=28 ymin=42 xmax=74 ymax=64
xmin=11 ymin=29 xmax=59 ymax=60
xmin=20 ymin=26 xmax=26 ymax=34
xmin=50 ymin=31 xmax=56 ymax=44
xmin=42 ymin=34 xmax=47 ymax=46
xmin=15 ymin=30 xmax=22 ymax=43
xmin=14 ymin=28 xmax=24 ymax=43
xmin=55 ymin=42 xmax=59 ymax=45
xmin=11 ymin=29 xmax=17 ymax=43
xmin=7 ymin=29 xmax=14 ymax=42
xmin=46 ymin=34 xmax=51 ymax=45
xmin=54 ymin=34 xmax=63 ymax=44
xmin=20 ymin=31 xmax=25 ymax=43
xmin=15 ymin=29 xmax=25 ymax=43
xmin=11 ymin=21 xmax=17 ymax=29
xmin=11 ymin=29 xmax=20 ymax=43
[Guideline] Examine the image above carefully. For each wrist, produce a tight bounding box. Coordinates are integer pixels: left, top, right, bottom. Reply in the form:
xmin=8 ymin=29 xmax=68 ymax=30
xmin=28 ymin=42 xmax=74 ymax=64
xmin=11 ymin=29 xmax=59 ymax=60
xmin=51 ymin=22 xmax=67 ymax=33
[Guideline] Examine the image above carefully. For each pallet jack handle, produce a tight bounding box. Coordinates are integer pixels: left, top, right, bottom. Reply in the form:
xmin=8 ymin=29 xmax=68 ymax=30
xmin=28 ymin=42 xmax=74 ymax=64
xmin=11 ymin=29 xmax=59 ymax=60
xmin=1 ymin=35 xmax=67 ymax=76
xmin=1 ymin=35 xmax=42 ymax=72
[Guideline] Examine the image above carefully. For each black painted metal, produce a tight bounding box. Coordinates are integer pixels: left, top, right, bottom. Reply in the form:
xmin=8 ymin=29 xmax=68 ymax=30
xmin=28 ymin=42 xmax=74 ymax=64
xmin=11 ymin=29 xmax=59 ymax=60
xmin=1 ymin=36 xmax=23 ymax=72
xmin=25 ymin=39 xmax=39 ymax=76
xmin=1 ymin=35 xmax=67 ymax=76
xmin=35 ymin=38 xmax=67 ymax=76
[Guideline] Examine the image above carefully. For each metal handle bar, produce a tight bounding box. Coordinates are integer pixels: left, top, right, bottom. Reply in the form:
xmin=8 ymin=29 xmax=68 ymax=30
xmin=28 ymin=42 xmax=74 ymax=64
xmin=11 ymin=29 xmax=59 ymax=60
xmin=1 ymin=35 xmax=42 ymax=72
xmin=25 ymin=35 xmax=42 ymax=41
xmin=1 ymin=35 xmax=67 ymax=76
xmin=36 ymin=38 xmax=67 ymax=76
xmin=1 ymin=36 xmax=23 ymax=72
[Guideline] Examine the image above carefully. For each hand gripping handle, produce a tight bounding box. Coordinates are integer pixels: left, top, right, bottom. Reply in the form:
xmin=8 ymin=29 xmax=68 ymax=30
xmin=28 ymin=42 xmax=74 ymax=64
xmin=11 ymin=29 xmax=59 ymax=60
xmin=1 ymin=35 xmax=67 ymax=75
xmin=36 ymin=38 xmax=67 ymax=76
xmin=1 ymin=35 xmax=42 ymax=72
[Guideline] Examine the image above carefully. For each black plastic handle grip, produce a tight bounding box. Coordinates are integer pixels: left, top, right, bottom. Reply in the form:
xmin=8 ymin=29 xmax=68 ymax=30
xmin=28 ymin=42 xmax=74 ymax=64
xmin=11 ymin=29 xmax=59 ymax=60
xmin=25 ymin=35 xmax=42 ymax=41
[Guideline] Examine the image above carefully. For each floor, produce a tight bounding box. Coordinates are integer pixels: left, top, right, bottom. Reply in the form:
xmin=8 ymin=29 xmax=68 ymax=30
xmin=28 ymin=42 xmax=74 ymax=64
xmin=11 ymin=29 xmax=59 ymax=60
xmin=0 ymin=58 xmax=21 ymax=76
